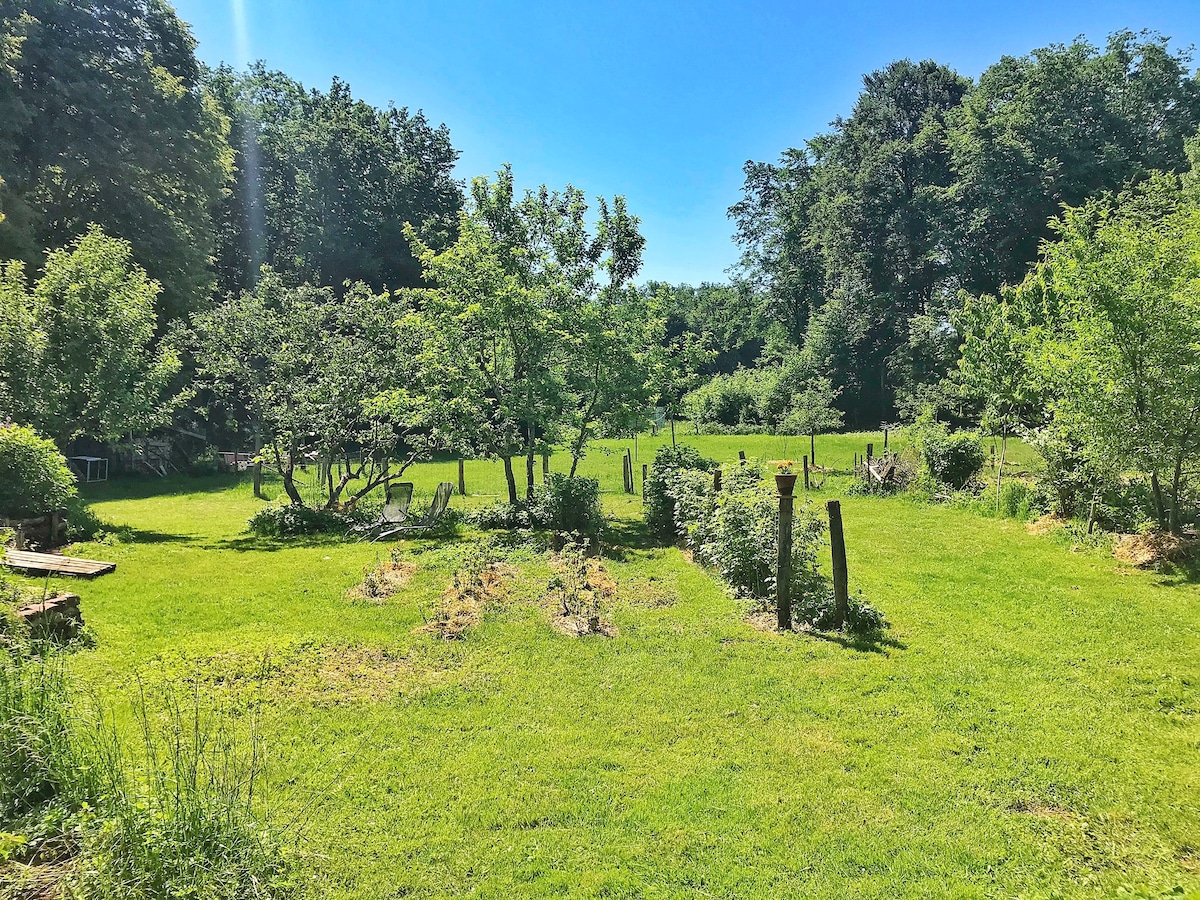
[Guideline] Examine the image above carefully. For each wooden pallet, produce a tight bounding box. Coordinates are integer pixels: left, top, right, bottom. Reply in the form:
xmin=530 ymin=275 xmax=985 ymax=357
xmin=2 ymin=549 xmax=116 ymax=577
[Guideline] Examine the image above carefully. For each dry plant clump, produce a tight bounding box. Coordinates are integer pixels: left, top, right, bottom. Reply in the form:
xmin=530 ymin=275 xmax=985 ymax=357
xmin=1113 ymin=530 xmax=1197 ymax=569
xmin=1026 ymin=513 xmax=1066 ymax=536
xmin=547 ymin=538 xmax=618 ymax=637
xmin=347 ymin=549 xmax=417 ymax=603
xmin=417 ymin=550 xmax=514 ymax=640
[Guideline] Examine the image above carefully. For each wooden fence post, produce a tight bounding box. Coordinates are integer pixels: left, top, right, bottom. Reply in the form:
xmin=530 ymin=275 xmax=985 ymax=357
xmin=458 ymin=459 xmax=466 ymax=496
xmin=803 ymin=455 xmax=810 ymax=491
xmin=866 ymin=443 xmax=874 ymax=492
xmin=827 ymin=500 xmax=849 ymax=630
xmin=542 ymin=452 xmax=549 ymax=480
xmin=776 ymin=472 xmax=797 ymax=631
xmin=884 ymin=428 xmax=889 ymax=450
xmin=739 ymin=450 xmax=746 ymax=461
xmin=713 ymin=468 xmax=722 ymax=492
xmin=642 ymin=464 xmax=648 ymax=498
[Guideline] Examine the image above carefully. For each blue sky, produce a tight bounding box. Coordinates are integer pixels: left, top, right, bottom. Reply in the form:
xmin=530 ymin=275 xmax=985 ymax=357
xmin=173 ymin=0 xmax=1200 ymax=286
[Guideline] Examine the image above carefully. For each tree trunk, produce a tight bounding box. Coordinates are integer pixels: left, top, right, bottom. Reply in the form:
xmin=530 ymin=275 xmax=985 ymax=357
xmin=503 ymin=456 xmax=518 ymax=506
xmin=1170 ymin=454 xmax=1184 ymax=534
xmin=1150 ymin=472 xmax=1167 ymax=530
xmin=252 ymin=426 xmax=263 ymax=499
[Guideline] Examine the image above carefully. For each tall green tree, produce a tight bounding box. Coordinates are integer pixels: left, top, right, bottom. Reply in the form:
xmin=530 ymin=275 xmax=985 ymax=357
xmin=408 ymin=167 xmax=652 ymax=501
xmin=1007 ymin=171 xmax=1200 ymax=531
xmin=191 ymin=270 xmax=443 ymax=509
xmin=205 ymin=65 xmax=462 ymax=298
xmin=0 ymin=0 xmax=232 ymax=321
xmin=949 ymin=31 xmax=1200 ymax=296
xmin=0 ymin=226 xmax=179 ymax=444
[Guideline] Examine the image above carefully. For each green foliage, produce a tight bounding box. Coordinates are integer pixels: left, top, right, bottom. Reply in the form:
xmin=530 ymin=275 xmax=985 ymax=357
xmin=0 ymin=423 xmax=76 ymax=518
xmin=78 ymin=693 xmax=296 ymax=900
xmin=795 ymin=587 xmax=887 ymax=634
xmin=530 ymin=475 xmax=604 ymax=536
xmin=204 ymin=64 xmax=461 ymax=297
xmin=1006 ymin=172 xmax=1200 ymax=530
xmin=246 ymin=504 xmax=355 ymax=538
xmin=0 ymin=0 xmax=232 ymax=320
xmin=734 ymin=31 xmax=1200 ymax=426
xmin=908 ymin=414 xmax=985 ymax=490
xmin=405 ymin=166 xmax=653 ymax=502
xmin=0 ymin=227 xmax=179 ymax=443
xmin=661 ymin=465 xmax=831 ymax=616
xmin=192 ymin=272 xmax=438 ymax=509
xmin=643 ymin=445 xmax=716 ymax=537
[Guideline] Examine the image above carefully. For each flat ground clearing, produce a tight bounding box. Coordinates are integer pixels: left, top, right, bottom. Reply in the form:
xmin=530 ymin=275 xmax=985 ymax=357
xmin=39 ymin=434 xmax=1200 ymax=898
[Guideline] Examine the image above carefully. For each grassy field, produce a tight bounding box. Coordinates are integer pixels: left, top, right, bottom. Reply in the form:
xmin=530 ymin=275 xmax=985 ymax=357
xmin=20 ymin=432 xmax=1199 ymax=898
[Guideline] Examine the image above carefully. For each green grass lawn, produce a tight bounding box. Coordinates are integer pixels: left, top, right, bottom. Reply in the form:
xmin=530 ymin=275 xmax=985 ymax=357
xmin=26 ymin=432 xmax=1200 ymax=898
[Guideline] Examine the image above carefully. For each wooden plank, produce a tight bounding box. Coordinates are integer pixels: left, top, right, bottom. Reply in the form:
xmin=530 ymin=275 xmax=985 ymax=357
xmin=3 ymin=549 xmax=116 ymax=577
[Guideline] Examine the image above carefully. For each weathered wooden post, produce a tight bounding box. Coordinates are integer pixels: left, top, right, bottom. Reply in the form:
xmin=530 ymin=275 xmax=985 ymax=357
xmin=627 ymin=449 xmax=634 ymax=494
xmin=776 ymin=471 xmax=797 ymax=631
xmin=827 ymin=500 xmax=848 ymax=630
xmin=457 ymin=459 xmax=466 ymax=496
xmin=542 ymin=452 xmax=549 ymax=479
xmin=670 ymin=418 xmax=677 ymax=448
xmin=810 ymin=433 xmax=816 ymax=466
xmin=884 ymin=428 xmax=889 ymax=450
xmin=803 ymin=455 xmax=810 ymax=491
xmin=252 ymin=429 xmax=264 ymax=499
xmin=866 ymin=442 xmax=874 ymax=492
xmin=738 ymin=450 xmax=746 ymax=461
xmin=713 ymin=468 xmax=722 ymax=492
xmin=642 ymin=463 xmax=648 ymax=497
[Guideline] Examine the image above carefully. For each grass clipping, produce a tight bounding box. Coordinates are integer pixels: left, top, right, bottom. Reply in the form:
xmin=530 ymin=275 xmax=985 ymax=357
xmin=548 ymin=539 xmax=618 ymax=638
xmin=1114 ymin=531 xmax=1197 ymax=569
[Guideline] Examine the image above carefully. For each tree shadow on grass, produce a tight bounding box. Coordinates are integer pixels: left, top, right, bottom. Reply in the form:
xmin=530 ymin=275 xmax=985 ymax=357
xmin=103 ymin=527 xmax=193 ymax=545
xmin=602 ymin=517 xmax=672 ymax=556
xmin=801 ymin=627 xmax=907 ymax=655
xmin=81 ymin=474 xmax=249 ymax=503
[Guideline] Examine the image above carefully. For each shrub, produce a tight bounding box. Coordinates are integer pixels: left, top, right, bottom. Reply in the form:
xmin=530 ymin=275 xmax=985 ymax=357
xmin=530 ymin=474 xmax=604 ymax=535
xmin=187 ymin=446 xmax=226 ymax=477
xmin=643 ymin=445 xmax=716 ymax=537
xmin=0 ymin=424 xmax=77 ymax=519
xmin=64 ymin=496 xmax=106 ymax=542
xmin=997 ymin=480 xmax=1034 ymax=520
xmin=663 ymin=467 xmax=826 ymax=606
xmin=794 ymin=587 xmax=887 ymax=633
xmin=908 ymin=415 xmax=985 ymax=490
xmin=246 ymin=504 xmax=353 ymax=537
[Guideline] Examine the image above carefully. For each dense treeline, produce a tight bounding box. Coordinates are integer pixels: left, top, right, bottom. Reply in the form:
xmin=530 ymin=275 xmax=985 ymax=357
xmin=0 ymin=0 xmax=462 ymax=325
xmin=731 ymin=31 xmax=1200 ymax=426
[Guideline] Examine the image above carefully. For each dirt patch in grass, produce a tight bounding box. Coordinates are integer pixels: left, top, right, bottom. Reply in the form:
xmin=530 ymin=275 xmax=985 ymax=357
xmin=347 ymin=557 xmax=418 ymax=603
xmin=1113 ymin=531 xmax=1197 ymax=569
xmin=1008 ymin=799 xmax=1084 ymax=822
xmin=0 ymin=862 xmax=71 ymax=900
xmin=620 ymin=575 xmax=677 ymax=608
xmin=142 ymin=642 xmax=438 ymax=705
xmin=550 ymin=614 xmax=618 ymax=638
xmin=417 ymin=562 xmax=515 ymax=640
